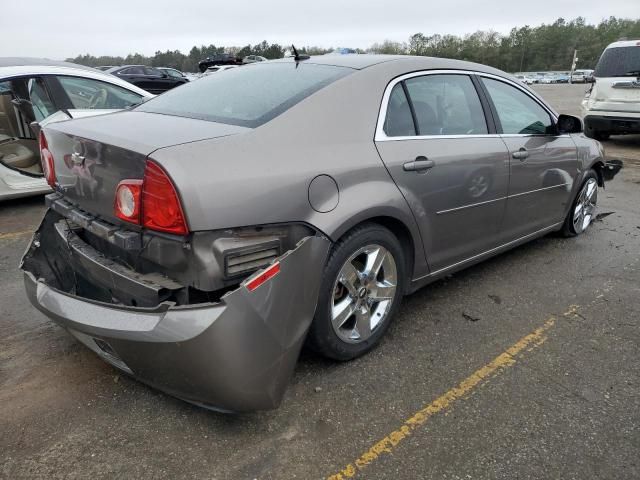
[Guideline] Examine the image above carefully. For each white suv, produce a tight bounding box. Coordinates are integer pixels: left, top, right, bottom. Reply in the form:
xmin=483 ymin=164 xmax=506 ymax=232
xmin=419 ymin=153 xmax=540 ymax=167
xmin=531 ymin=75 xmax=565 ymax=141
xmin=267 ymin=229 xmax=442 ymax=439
xmin=582 ymin=40 xmax=640 ymax=140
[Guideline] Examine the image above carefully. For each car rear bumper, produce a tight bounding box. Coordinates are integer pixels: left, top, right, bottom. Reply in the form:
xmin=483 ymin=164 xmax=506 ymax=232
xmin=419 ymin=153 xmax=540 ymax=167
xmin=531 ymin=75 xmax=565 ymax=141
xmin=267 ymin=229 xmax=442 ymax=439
xmin=584 ymin=115 xmax=640 ymax=135
xmin=21 ymin=210 xmax=330 ymax=412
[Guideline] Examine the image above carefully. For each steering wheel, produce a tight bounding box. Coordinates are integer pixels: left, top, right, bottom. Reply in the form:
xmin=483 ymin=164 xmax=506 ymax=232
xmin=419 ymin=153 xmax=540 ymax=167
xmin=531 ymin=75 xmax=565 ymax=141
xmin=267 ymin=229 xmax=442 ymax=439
xmin=88 ymin=88 xmax=108 ymax=108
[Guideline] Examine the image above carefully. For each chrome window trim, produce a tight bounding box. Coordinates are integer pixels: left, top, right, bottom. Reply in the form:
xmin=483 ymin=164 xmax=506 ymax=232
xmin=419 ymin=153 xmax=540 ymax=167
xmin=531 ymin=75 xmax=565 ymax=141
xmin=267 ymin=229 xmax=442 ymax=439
xmin=375 ymin=69 xmax=561 ymax=142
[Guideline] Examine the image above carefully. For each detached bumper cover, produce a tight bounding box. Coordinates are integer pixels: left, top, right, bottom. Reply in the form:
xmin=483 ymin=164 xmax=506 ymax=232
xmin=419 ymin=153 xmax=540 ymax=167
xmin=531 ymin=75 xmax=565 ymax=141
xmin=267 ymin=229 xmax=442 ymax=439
xmin=21 ymin=213 xmax=330 ymax=412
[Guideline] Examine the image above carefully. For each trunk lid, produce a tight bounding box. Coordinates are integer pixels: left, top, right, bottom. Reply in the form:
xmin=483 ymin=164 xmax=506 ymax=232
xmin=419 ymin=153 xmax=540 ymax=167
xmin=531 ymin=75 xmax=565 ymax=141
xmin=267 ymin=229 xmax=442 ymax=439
xmin=43 ymin=110 xmax=249 ymax=225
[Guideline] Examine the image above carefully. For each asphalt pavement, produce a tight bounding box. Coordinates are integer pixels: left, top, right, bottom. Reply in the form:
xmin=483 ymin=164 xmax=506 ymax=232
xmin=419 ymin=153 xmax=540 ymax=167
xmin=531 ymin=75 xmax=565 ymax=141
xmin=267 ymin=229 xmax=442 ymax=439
xmin=1 ymin=83 xmax=638 ymax=479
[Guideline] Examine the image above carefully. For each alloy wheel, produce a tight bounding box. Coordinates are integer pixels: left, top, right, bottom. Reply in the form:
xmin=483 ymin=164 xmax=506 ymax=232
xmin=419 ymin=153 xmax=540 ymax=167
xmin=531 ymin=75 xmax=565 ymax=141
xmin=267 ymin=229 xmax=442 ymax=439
xmin=573 ymin=178 xmax=598 ymax=233
xmin=330 ymin=244 xmax=398 ymax=344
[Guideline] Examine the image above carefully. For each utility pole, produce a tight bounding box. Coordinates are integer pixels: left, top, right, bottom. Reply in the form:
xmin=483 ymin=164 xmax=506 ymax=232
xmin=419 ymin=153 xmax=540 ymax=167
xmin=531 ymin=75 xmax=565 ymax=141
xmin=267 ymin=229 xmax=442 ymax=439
xmin=519 ymin=39 xmax=526 ymax=73
xmin=569 ymin=49 xmax=578 ymax=84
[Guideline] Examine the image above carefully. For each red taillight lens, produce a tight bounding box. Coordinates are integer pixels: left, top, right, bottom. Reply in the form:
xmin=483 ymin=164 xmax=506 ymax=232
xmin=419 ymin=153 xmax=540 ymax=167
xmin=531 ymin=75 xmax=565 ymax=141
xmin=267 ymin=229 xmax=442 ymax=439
xmin=114 ymin=180 xmax=143 ymax=223
xmin=141 ymin=160 xmax=188 ymax=235
xmin=113 ymin=160 xmax=188 ymax=235
xmin=245 ymin=262 xmax=280 ymax=291
xmin=39 ymin=131 xmax=56 ymax=187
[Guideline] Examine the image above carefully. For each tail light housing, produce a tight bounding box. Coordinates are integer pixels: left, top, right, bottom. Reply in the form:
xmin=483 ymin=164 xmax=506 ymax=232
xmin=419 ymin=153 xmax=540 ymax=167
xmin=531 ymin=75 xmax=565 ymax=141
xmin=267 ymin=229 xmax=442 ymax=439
xmin=114 ymin=160 xmax=188 ymax=235
xmin=39 ymin=131 xmax=56 ymax=187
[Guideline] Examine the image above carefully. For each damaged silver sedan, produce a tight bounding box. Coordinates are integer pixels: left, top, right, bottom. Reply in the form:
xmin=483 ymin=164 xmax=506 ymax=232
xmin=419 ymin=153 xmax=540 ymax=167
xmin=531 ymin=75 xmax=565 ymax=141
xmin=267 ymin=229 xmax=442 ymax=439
xmin=22 ymin=55 xmax=614 ymax=412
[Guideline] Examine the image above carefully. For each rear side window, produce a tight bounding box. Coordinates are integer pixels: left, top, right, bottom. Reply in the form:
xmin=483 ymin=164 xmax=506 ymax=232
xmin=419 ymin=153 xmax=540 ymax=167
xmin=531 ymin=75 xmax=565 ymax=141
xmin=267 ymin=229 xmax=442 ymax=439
xmin=595 ymin=46 xmax=640 ymax=77
xmin=383 ymin=84 xmax=415 ymax=136
xmin=403 ymin=74 xmax=487 ymax=135
xmin=482 ymin=78 xmax=552 ymax=135
xmin=137 ymin=63 xmax=352 ymax=128
xmin=57 ymin=76 xmax=142 ymax=109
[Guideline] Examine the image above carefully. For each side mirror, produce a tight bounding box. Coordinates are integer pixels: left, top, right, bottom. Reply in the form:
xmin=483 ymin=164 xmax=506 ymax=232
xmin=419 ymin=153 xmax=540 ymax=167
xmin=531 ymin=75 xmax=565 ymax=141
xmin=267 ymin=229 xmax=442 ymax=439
xmin=556 ymin=114 xmax=583 ymax=134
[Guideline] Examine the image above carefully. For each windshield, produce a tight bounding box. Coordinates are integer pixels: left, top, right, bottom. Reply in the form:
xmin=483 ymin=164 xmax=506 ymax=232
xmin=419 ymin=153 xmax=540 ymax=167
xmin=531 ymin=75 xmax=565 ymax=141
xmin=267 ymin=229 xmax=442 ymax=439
xmin=594 ymin=46 xmax=640 ymax=77
xmin=136 ymin=62 xmax=352 ymax=127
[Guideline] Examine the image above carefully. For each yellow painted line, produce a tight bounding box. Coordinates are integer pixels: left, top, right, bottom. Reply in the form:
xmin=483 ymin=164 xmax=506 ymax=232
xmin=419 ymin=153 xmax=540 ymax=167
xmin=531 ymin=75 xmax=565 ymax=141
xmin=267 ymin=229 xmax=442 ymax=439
xmin=327 ymin=307 xmax=578 ymax=480
xmin=0 ymin=230 xmax=33 ymax=240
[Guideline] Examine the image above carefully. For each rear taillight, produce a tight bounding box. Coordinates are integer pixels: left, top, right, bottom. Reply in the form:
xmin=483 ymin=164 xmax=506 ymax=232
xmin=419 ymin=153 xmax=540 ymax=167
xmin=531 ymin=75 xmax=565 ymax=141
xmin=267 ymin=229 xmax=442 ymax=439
xmin=39 ymin=131 xmax=56 ymax=187
xmin=114 ymin=160 xmax=188 ymax=236
xmin=142 ymin=161 xmax=188 ymax=235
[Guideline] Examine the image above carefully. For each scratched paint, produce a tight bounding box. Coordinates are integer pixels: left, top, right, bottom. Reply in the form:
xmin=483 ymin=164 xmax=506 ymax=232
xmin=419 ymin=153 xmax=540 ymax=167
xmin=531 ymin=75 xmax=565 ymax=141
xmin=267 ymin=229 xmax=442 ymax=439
xmin=326 ymin=308 xmax=578 ymax=480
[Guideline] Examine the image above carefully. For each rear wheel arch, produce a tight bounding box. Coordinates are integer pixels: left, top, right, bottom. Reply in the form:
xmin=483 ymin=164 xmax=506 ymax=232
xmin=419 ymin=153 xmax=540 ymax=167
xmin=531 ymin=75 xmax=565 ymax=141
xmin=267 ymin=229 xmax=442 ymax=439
xmin=590 ymin=161 xmax=605 ymax=187
xmin=331 ymin=215 xmax=417 ymax=291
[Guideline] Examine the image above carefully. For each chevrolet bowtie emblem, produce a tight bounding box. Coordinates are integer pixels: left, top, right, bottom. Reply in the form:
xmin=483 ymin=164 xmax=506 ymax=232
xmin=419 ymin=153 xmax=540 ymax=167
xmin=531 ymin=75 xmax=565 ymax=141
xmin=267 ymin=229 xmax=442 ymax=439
xmin=70 ymin=152 xmax=86 ymax=166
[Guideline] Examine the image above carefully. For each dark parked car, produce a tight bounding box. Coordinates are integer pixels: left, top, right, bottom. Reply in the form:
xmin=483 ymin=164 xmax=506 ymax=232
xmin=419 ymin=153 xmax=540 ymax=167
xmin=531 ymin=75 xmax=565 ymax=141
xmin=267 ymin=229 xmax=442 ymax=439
xmin=198 ymin=54 xmax=241 ymax=72
xmin=107 ymin=65 xmax=188 ymax=94
xmin=23 ymin=55 xmax=616 ymax=412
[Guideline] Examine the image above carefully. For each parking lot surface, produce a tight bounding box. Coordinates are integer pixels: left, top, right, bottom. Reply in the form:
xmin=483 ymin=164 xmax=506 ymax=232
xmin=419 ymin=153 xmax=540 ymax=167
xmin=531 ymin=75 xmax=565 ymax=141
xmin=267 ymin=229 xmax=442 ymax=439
xmin=1 ymin=84 xmax=639 ymax=479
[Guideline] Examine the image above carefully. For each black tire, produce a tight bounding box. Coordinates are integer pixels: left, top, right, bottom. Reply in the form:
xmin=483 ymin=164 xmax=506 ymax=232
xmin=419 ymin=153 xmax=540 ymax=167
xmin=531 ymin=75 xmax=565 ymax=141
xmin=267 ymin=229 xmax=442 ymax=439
xmin=307 ymin=223 xmax=406 ymax=361
xmin=562 ymin=170 xmax=599 ymax=237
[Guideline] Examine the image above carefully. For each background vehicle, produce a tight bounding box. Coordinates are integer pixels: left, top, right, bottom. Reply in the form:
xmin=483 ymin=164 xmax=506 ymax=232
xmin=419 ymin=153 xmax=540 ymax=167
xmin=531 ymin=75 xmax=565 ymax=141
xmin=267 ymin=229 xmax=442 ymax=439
xmin=198 ymin=54 xmax=241 ymax=72
xmin=0 ymin=58 xmax=152 ymax=200
xmin=582 ymin=40 xmax=640 ymax=140
xmin=157 ymin=67 xmax=190 ymax=81
xmin=242 ymin=55 xmax=267 ymax=64
xmin=107 ymin=65 xmax=188 ymax=94
xmin=571 ymin=70 xmax=586 ymax=83
xmin=95 ymin=65 xmax=116 ymax=71
xmin=23 ymin=55 xmax=609 ymax=411
xmin=515 ymin=74 xmax=535 ymax=85
xmin=203 ymin=65 xmax=238 ymax=75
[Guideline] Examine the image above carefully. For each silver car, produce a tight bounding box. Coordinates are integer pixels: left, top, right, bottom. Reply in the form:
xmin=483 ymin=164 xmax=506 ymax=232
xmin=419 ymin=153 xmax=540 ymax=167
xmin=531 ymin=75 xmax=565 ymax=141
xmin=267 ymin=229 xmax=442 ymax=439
xmin=21 ymin=55 xmax=612 ymax=412
xmin=0 ymin=58 xmax=152 ymax=200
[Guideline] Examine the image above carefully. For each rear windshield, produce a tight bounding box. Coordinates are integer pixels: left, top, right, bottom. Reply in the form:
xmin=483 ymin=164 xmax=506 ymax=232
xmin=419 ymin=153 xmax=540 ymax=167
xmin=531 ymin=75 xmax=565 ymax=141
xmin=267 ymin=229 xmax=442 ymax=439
xmin=594 ymin=46 xmax=640 ymax=77
xmin=136 ymin=62 xmax=352 ymax=127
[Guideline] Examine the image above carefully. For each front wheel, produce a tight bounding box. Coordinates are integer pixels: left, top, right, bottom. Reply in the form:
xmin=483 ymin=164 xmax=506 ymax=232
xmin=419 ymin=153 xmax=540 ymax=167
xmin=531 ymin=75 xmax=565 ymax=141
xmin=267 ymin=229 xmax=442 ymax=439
xmin=562 ymin=171 xmax=598 ymax=237
xmin=307 ymin=223 xmax=406 ymax=361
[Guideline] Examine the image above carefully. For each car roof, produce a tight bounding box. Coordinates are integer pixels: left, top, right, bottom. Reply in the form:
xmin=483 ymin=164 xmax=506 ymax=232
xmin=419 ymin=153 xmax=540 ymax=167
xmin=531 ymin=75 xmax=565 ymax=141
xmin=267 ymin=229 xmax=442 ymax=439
xmin=270 ymin=54 xmax=517 ymax=75
xmin=0 ymin=57 xmax=96 ymax=71
xmin=605 ymin=39 xmax=640 ymax=49
xmin=107 ymin=65 xmax=146 ymax=71
xmin=0 ymin=62 xmax=153 ymax=98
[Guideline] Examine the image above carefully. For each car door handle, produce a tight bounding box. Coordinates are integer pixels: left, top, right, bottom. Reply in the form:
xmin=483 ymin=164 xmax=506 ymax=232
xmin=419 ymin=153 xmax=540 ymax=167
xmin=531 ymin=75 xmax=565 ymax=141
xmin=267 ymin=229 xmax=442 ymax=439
xmin=512 ymin=148 xmax=529 ymax=161
xmin=403 ymin=157 xmax=435 ymax=172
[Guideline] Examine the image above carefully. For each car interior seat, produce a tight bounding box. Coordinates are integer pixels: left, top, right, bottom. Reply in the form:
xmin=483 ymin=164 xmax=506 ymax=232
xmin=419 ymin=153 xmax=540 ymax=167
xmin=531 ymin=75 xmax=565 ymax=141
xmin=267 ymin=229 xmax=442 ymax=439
xmin=0 ymin=140 xmax=38 ymax=170
xmin=0 ymin=92 xmax=19 ymax=138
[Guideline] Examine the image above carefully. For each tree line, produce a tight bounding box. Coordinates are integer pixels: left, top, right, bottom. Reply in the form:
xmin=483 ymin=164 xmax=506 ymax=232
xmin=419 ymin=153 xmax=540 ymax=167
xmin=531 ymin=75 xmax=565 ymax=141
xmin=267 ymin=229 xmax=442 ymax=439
xmin=67 ymin=16 xmax=640 ymax=73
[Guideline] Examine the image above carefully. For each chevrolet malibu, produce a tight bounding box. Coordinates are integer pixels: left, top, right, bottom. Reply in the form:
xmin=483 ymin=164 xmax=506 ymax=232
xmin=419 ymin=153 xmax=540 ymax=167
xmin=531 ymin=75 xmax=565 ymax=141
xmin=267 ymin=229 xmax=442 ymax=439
xmin=22 ymin=55 xmax=609 ymax=412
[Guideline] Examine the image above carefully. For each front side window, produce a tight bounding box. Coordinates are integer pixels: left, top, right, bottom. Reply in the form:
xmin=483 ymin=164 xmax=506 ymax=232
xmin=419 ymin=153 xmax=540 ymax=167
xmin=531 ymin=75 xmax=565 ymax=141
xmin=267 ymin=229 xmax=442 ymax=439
xmin=144 ymin=67 xmax=161 ymax=77
xmin=57 ymin=76 xmax=143 ymax=110
xmin=121 ymin=67 xmax=144 ymax=75
xmin=137 ymin=62 xmax=352 ymax=128
xmin=482 ymin=78 xmax=552 ymax=135
xmin=403 ymin=74 xmax=488 ymax=135
xmin=164 ymin=69 xmax=182 ymax=78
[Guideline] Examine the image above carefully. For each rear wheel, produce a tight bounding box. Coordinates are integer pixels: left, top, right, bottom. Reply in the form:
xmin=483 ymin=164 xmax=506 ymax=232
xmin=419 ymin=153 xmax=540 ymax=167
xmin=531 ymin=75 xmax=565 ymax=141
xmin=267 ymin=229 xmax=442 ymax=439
xmin=562 ymin=171 xmax=598 ymax=237
xmin=307 ymin=224 xmax=406 ymax=361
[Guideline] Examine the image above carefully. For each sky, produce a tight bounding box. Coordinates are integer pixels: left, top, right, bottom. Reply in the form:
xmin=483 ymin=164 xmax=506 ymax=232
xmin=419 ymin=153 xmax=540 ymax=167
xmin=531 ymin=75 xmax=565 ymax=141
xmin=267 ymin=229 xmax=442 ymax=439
xmin=3 ymin=0 xmax=638 ymax=59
